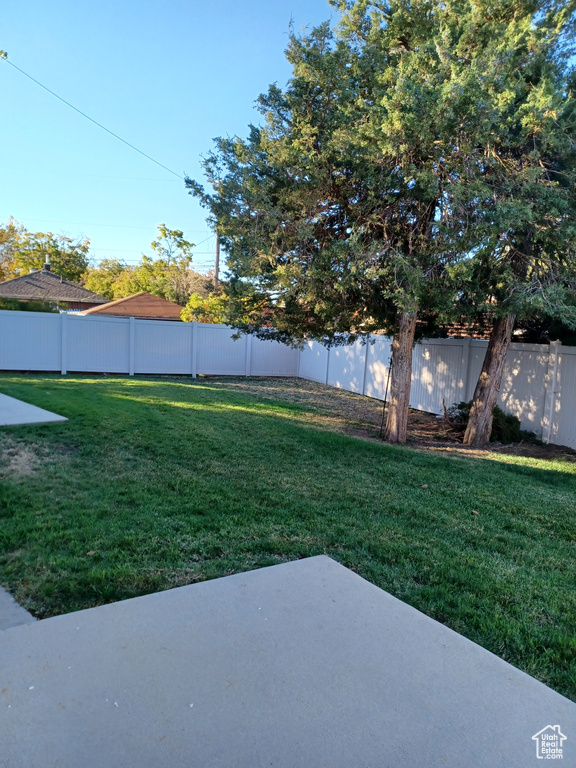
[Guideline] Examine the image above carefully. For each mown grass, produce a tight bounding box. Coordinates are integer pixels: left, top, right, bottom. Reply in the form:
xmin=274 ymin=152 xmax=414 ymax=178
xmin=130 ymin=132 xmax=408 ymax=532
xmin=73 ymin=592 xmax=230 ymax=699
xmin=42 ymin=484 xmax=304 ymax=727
xmin=0 ymin=373 xmax=575 ymax=701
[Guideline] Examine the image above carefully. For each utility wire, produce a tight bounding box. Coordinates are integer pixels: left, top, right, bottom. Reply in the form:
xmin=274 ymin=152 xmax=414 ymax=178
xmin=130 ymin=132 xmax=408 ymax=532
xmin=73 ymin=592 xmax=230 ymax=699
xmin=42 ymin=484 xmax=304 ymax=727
xmin=19 ymin=219 xmax=214 ymax=240
xmin=0 ymin=165 xmax=178 ymax=181
xmin=2 ymin=58 xmax=185 ymax=180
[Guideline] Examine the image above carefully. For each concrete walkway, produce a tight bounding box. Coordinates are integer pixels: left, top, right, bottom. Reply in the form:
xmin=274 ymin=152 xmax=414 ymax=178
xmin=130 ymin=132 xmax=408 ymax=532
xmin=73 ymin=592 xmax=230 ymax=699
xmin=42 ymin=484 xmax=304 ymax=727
xmin=0 ymin=587 xmax=36 ymax=631
xmin=1 ymin=556 xmax=574 ymax=767
xmin=0 ymin=393 xmax=67 ymax=426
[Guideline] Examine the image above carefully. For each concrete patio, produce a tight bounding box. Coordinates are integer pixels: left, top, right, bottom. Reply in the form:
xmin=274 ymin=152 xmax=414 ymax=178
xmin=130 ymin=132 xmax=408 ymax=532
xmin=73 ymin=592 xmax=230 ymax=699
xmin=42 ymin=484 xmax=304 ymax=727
xmin=0 ymin=392 xmax=67 ymax=426
xmin=1 ymin=556 xmax=574 ymax=767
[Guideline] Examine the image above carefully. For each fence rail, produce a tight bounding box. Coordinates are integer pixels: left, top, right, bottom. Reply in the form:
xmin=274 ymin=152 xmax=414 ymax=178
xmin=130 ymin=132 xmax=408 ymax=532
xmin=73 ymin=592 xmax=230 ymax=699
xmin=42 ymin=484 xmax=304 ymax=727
xmin=1 ymin=310 xmax=574 ymax=449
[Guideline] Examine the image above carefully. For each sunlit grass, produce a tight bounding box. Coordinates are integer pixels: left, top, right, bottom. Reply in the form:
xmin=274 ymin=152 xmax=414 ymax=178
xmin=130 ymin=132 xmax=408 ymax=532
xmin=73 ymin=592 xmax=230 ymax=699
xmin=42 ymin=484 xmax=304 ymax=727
xmin=482 ymin=451 xmax=576 ymax=473
xmin=0 ymin=373 xmax=575 ymax=702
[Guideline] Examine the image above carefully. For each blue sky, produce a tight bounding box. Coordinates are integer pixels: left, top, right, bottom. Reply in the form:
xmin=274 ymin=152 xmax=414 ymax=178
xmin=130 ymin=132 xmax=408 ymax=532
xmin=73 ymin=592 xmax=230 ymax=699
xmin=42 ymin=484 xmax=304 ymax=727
xmin=1 ymin=0 xmax=334 ymax=273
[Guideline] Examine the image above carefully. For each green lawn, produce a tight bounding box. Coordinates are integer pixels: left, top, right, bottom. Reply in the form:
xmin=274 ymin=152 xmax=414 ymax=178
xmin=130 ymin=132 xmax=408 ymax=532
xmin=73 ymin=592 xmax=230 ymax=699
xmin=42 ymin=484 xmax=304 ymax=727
xmin=1 ymin=374 xmax=575 ymax=701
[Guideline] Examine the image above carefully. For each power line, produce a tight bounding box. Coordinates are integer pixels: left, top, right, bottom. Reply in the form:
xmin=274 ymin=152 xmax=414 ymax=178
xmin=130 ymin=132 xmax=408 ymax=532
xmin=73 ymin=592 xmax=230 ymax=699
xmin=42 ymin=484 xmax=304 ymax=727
xmin=192 ymin=235 xmax=215 ymax=247
xmin=19 ymin=219 xmax=162 ymax=231
xmin=15 ymin=219 xmax=214 ymax=240
xmin=3 ymin=217 xmax=215 ymax=246
xmin=2 ymin=58 xmax=185 ymax=180
xmin=92 ymin=248 xmax=216 ymax=255
xmin=0 ymin=165 xmax=179 ymax=182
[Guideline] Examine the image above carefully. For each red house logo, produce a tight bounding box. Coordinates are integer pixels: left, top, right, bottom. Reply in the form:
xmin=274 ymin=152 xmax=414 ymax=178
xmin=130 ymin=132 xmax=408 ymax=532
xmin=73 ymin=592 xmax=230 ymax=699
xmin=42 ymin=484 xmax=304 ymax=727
xmin=532 ymin=725 xmax=567 ymax=760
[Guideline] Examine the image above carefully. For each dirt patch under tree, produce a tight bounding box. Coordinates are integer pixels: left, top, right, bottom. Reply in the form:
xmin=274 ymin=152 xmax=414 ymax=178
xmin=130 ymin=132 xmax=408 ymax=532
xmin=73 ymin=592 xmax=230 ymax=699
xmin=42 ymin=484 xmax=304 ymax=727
xmin=213 ymin=376 xmax=576 ymax=462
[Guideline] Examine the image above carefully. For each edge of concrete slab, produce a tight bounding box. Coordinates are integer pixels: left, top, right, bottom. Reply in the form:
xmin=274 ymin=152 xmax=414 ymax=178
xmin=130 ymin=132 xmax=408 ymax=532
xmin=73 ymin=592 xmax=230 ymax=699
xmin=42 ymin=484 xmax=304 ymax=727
xmin=1 ymin=557 xmax=574 ymax=768
xmin=0 ymin=586 xmax=36 ymax=631
xmin=0 ymin=393 xmax=68 ymax=427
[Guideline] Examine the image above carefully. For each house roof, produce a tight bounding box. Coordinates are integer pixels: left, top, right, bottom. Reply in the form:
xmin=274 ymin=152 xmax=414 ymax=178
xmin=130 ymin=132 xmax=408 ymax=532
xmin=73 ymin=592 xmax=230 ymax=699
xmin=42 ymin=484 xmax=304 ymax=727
xmin=0 ymin=269 xmax=108 ymax=304
xmin=79 ymin=292 xmax=183 ymax=320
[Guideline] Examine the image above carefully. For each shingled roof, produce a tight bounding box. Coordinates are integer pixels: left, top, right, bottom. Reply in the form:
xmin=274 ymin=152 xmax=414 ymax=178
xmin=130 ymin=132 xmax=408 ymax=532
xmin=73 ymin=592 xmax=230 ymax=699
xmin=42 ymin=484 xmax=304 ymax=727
xmin=80 ymin=291 xmax=183 ymax=320
xmin=0 ymin=269 xmax=108 ymax=305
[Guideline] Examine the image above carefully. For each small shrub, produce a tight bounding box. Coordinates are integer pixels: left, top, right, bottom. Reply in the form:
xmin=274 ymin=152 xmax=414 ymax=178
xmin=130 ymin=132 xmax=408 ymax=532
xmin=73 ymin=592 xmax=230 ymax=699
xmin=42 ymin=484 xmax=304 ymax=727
xmin=447 ymin=401 xmax=536 ymax=444
xmin=446 ymin=401 xmax=472 ymax=426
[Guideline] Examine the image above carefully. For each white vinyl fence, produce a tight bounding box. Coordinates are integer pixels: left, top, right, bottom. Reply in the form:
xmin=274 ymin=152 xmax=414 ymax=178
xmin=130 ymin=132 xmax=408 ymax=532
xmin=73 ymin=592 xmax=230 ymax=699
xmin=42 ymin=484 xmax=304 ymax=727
xmin=1 ymin=310 xmax=575 ymax=448
xmin=299 ymin=336 xmax=575 ymax=448
xmin=0 ymin=311 xmax=298 ymax=378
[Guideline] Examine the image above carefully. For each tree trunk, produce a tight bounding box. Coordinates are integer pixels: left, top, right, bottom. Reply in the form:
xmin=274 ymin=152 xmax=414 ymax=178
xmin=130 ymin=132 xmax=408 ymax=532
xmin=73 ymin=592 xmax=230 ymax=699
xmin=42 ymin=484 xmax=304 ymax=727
xmin=463 ymin=314 xmax=516 ymax=447
xmin=384 ymin=311 xmax=418 ymax=444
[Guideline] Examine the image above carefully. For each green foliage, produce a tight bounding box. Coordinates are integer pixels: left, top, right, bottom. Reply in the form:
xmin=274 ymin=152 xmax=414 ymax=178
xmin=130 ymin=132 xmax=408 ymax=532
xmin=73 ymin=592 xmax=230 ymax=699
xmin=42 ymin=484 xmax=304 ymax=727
xmin=189 ymin=0 xmax=576 ymax=444
xmin=180 ymin=292 xmax=229 ymax=323
xmin=82 ymin=225 xmax=212 ymax=305
xmin=0 ymin=298 xmax=58 ymax=313
xmin=0 ymin=218 xmax=91 ymax=283
xmin=189 ymin=1 xmax=576 ymax=346
xmin=448 ymin=401 xmax=537 ymax=444
xmin=180 ymin=284 xmax=268 ymax=325
xmin=82 ymin=259 xmax=126 ymax=300
xmin=150 ymin=224 xmax=194 ymax=264
xmin=0 ymin=218 xmax=19 ymax=282
xmin=514 ymin=315 xmax=576 ymax=346
xmin=446 ymin=15 xmax=576 ymax=328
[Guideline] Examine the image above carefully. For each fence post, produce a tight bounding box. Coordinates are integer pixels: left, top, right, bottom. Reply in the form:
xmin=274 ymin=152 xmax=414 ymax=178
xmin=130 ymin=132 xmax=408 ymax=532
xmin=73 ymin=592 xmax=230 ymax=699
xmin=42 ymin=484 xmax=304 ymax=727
xmin=460 ymin=336 xmax=471 ymax=402
xmin=362 ymin=336 xmax=371 ymax=396
xmin=60 ymin=312 xmax=68 ymax=375
xmin=129 ymin=317 xmax=135 ymax=376
xmin=325 ymin=346 xmax=331 ymax=386
xmin=191 ymin=321 xmax=198 ymax=378
xmin=245 ymin=334 xmax=252 ymax=377
xmin=296 ymin=341 xmax=302 ymax=378
xmin=542 ymin=340 xmax=561 ymax=444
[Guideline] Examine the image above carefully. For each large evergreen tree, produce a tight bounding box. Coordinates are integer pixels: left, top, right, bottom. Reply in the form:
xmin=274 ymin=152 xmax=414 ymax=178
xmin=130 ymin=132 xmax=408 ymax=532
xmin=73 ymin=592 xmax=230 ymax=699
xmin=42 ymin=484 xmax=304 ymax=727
xmin=459 ymin=75 xmax=576 ymax=446
xmin=188 ymin=0 xmax=575 ymax=443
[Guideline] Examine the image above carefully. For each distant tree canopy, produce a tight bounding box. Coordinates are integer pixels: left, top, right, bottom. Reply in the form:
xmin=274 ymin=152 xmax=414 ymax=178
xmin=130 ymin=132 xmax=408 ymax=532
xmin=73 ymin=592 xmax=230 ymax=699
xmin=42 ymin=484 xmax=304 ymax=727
xmin=0 ymin=218 xmax=90 ymax=283
xmin=180 ymin=293 xmax=229 ymax=324
xmin=0 ymin=220 xmax=216 ymax=309
xmin=83 ymin=225 xmax=213 ymax=305
xmin=514 ymin=312 xmax=576 ymax=346
xmin=81 ymin=258 xmax=126 ymax=299
xmin=180 ymin=280 xmax=267 ymax=324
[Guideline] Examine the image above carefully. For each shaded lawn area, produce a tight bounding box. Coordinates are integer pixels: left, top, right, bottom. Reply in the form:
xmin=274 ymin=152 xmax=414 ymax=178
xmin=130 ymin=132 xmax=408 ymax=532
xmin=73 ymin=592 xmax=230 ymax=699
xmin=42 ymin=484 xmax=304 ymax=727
xmin=0 ymin=374 xmax=575 ymax=702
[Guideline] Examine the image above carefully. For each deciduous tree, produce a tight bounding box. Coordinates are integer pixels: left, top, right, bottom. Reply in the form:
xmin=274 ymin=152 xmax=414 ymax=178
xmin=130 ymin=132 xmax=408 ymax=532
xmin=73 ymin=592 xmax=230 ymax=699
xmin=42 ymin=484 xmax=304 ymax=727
xmin=82 ymin=258 xmax=126 ymax=299
xmin=82 ymin=225 xmax=212 ymax=305
xmin=0 ymin=219 xmax=90 ymax=283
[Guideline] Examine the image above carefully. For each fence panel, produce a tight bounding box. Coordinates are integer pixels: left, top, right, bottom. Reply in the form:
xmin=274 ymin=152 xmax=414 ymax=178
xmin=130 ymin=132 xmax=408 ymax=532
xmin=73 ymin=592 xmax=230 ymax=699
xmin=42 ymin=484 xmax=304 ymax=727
xmin=498 ymin=343 xmax=550 ymax=434
xmin=298 ymin=340 xmax=329 ymax=384
xmin=2 ymin=310 xmax=575 ymax=449
xmin=250 ymin=338 xmax=299 ymax=377
xmin=327 ymin=339 xmax=367 ymax=394
xmin=550 ymin=347 xmax=576 ymax=447
xmin=0 ymin=310 xmax=61 ymax=371
xmin=66 ymin=316 xmax=130 ymax=373
xmin=134 ymin=320 xmax=193 ymax=375
xmin=195 ymin=324 xmax=248 ymax=375
xmin=465 ymin=342 xmax=488 ymax=402
xmin=295 ymin=335 xmax=574 ymax=448
xmin=410 ymin=338 xmax=467 ymax=414
xmin=364 ymin=336 xmax=392 ymax=400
